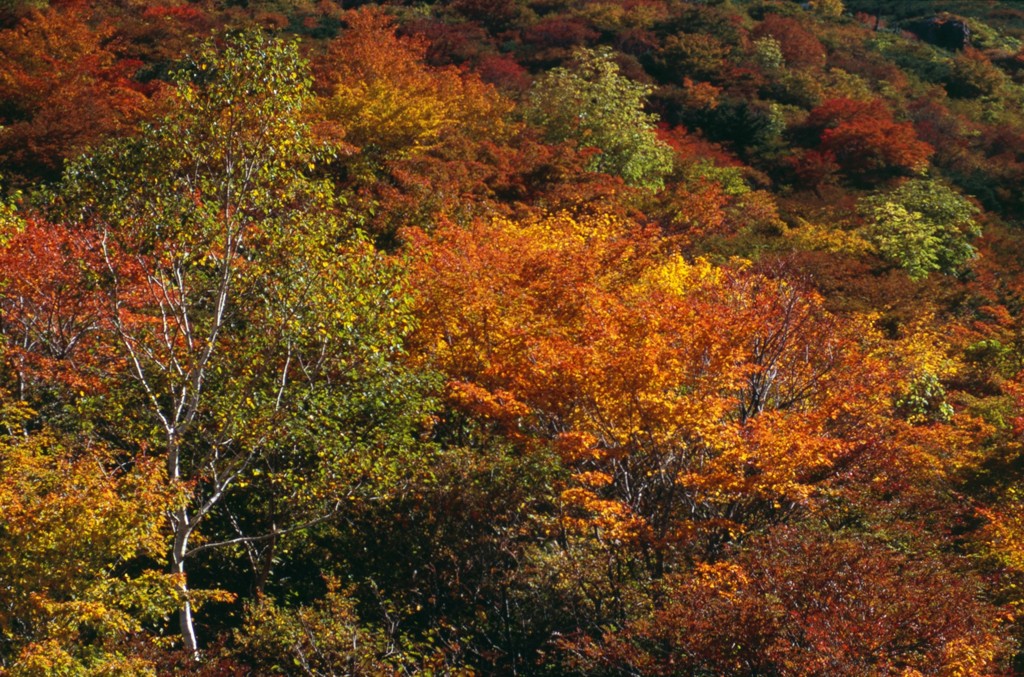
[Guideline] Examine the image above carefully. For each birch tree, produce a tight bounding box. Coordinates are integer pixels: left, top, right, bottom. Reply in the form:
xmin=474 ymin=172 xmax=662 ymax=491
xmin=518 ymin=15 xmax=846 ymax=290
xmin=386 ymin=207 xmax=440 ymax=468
xmin=60 ymin=30 xmax=427 ymax=655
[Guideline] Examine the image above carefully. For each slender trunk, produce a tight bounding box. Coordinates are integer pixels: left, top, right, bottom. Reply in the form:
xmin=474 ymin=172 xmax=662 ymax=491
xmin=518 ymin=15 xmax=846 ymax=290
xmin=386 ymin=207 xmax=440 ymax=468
xmin=177 ymin=593 xmax=198 ymax=656
xmin=168 ymin=429 xmax=199 ymax=657
xmin=172 ymin=507 xmax=199 ymax=657
xmin=179 ymin=603 xmax=198 ymax=657
xmin=254 ymin=528 xmax=277 ymax=596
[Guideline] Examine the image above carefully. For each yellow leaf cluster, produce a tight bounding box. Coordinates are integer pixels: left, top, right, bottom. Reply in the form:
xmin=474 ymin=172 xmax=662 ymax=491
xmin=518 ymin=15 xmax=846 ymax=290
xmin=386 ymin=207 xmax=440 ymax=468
xmin=318 ymin=7 xmax=510 ymax=159
xmin=560 ymin=488 xmax=647 ymax=543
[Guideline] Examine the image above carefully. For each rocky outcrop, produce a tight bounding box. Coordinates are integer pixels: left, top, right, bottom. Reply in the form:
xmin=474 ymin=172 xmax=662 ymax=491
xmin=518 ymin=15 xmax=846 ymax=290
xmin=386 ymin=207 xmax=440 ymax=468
xmin=904 ymin=16 xmax=971 ymax=51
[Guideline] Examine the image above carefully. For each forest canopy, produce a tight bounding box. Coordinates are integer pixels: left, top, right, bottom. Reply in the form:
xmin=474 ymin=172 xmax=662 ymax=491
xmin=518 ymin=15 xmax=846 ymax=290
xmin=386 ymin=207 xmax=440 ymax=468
xmin=1 ymin=0 xmax=1024 ymax=674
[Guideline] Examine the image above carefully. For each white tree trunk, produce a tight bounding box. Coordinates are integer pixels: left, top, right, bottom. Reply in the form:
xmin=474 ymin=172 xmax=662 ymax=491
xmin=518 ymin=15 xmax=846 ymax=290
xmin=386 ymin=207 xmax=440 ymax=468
xmin=172 ymin=506 xmax=199 ymax=657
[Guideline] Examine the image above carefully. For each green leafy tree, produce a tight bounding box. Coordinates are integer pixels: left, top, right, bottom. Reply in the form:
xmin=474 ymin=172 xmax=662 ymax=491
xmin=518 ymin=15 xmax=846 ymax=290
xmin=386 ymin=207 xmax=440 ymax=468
xmin=525 ymin=47 xmax=674 ymax=190
xmin=59 ymin=30 xmax=431 ymax=655
xmin=234 ymin=578 xmax=472 ymax=675
xmin=859 ymin=178 xmax=981 ymax=280
xmin=752 ymin=36 xmax=785 ymax=72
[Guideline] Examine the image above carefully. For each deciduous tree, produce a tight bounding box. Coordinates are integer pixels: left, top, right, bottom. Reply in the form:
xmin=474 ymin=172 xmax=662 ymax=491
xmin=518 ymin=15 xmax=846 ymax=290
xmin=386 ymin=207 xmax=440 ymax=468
xmin=0 ymin=3 xmax=152 ymax=185
xmin=408 ymin=213 xmax=886 ymax=565
xmin=57 ymin=30 xmax=430 ymax=654
xmin=859 ymin=177 xmax=981 ymax=279
xmin=561 ymin=526 xmax=1009 ymax=676
xmin=0 ymin=420 xmax=181 ymax=674
xmin=801 ymin=97 xmax=933 ymax=182
xmin=525 ymin=47 xmax=674 ymax=189
xmin=315 ymin=7 xmax=508 ymax=167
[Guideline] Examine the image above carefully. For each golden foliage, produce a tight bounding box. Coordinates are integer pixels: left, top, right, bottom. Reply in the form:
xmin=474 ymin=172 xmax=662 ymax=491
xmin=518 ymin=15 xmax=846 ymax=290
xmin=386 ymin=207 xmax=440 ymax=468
xmin=316 ymin=7 xmax=509 ymax=160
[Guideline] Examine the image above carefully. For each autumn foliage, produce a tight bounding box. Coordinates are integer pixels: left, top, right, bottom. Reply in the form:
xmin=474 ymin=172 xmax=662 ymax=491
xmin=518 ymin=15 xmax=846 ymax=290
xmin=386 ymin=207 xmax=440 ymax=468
xmin=800 ymin=97 xmax=934 ymax=182
xmin=0 ymin=0 xmax=1023 ymax=673
xmin=0 ymin=3 xmax=152 ymax=185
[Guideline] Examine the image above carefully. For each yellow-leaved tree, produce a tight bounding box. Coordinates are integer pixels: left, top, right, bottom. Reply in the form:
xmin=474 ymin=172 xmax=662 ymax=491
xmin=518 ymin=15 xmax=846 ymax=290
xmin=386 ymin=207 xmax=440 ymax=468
xmin=0 ymin=393 xmax=180 ymax=674
xmin=314 ymin=7 xmax=508 ymax=165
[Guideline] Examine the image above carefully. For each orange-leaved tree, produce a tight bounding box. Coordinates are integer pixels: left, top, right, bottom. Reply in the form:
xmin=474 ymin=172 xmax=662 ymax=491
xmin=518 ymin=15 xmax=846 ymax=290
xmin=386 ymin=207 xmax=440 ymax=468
xmin=0 ymin=219 xmax=113 ymax=405
xmin=314 ymin=6 xmax=508 ymax=166
xmin=0 ymin=2 xmax=153 ymax=185
xmin=560 ymin=525 xmax=1009 ymax=675
xmin=408 ymin=212 xmax=891 ymax=564
xmin=799 ymin=97 xmax=933 ymax=183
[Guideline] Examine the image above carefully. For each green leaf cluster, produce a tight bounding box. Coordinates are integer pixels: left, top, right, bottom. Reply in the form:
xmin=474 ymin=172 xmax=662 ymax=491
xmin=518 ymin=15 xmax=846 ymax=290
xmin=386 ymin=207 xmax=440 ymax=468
xmin=525 ymin=47 xmax=674 ymax=190
xmin=860 ymin=178 xmax=980 ymax=280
